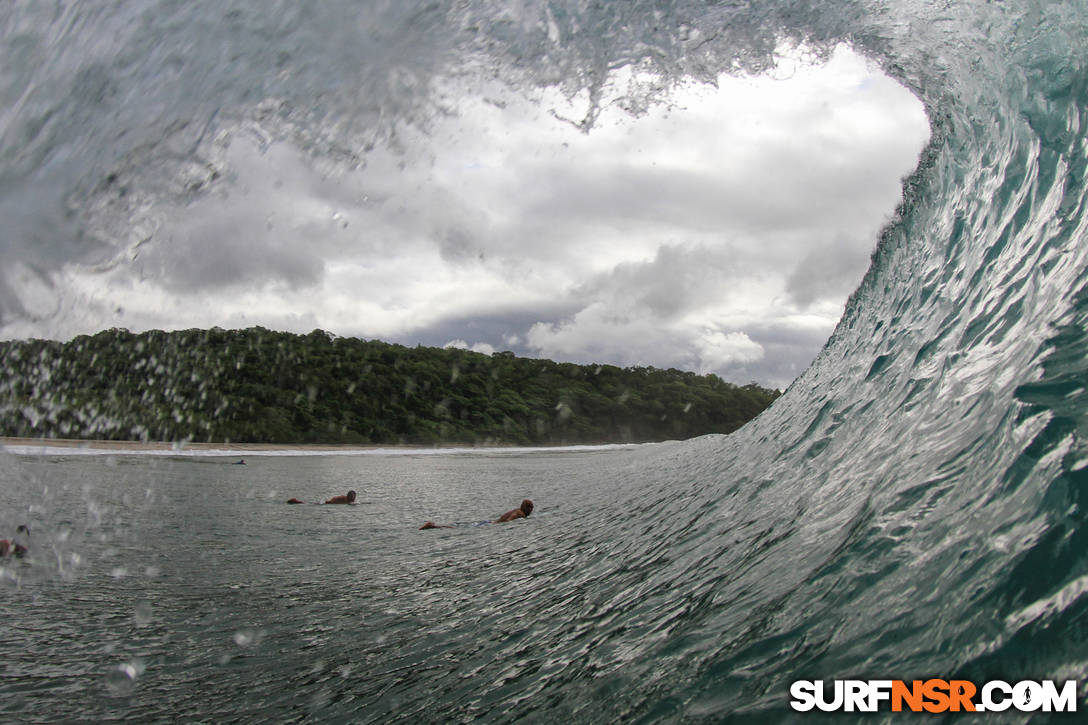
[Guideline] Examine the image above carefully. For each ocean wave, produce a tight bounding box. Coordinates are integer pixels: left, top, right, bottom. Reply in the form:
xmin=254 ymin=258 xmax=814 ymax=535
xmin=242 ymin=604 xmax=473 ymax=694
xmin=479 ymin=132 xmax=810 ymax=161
xmin=2 ymin=0 xmax=1087 ymax=721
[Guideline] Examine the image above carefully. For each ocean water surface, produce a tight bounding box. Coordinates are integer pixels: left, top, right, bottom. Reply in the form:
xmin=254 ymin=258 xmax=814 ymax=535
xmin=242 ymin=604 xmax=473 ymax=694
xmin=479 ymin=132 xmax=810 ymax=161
xmin=2 ymin=445 xmax=687 ymax=723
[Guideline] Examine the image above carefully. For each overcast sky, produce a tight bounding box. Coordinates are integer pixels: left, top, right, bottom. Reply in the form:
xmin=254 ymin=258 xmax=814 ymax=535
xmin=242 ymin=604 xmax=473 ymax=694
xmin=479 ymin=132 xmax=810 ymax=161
xmin=12 ymin=45 xmax=928 ymax=389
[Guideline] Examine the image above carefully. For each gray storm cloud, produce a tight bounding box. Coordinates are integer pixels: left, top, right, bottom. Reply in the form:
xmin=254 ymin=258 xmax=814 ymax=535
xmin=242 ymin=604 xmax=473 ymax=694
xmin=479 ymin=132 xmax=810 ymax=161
xmin=573 ymin=243 xmax=742 ymax=320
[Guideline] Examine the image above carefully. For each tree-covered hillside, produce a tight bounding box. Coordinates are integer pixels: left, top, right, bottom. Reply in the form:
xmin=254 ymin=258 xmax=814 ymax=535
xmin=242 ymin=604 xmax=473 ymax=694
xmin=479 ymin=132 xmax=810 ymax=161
xmin=0 ymin=327 xmax=780 ymax=445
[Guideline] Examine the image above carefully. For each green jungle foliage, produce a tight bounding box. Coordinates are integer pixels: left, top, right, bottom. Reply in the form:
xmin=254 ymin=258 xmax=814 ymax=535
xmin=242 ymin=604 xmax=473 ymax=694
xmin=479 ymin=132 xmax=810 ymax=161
xmin=0 ymin=327 xmax=780 ymax=445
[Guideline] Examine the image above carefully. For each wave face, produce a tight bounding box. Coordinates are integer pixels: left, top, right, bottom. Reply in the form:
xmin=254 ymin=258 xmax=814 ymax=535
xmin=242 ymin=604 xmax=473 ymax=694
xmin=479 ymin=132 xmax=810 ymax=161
xmin=3 ymin=0 xmax=1088 ymax=720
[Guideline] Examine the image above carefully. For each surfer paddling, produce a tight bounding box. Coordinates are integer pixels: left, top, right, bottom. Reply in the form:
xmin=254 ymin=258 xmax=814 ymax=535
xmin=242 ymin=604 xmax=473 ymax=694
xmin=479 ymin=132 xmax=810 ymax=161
xmin=496 ymin=499 xmax=533 ymax=522
xmin=420 ymin=499 xmax=534 ymax=529
xmin=0 ymin=525 xmax=29 ymax=558
xmin=285 ymin=490 xmax=356 ymax=504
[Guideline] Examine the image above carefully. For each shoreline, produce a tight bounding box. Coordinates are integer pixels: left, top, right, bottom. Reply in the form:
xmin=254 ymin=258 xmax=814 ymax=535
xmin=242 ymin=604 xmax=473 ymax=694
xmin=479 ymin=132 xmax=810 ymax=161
xmin=0 ymin=436 xmax=642 ymax=457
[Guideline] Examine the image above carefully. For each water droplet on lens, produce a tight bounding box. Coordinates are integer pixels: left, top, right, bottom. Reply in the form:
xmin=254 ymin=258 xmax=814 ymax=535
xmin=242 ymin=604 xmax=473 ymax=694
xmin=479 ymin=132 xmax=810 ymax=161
xmin=104 ymin=659 xmax=145 ymax=696
xmin=134 ymin=601 xmax=152 ymax=626
xmin=111 ymin=567 xmax=128 ymax=578
xmin=105 ymin=669 xmax=134 ymax=696
xmin=233 ymin=628 xmax=263 ymax=647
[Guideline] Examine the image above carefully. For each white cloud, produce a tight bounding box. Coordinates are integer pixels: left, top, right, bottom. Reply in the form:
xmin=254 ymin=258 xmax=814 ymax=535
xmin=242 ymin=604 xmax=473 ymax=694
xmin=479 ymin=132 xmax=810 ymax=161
xmin=526 ymin=303 xmax=681 ymax=368
xmin=695 ymin=330 xmax=765 ymax=373
xmin=444 ymin=339 xmax=496 ymax=355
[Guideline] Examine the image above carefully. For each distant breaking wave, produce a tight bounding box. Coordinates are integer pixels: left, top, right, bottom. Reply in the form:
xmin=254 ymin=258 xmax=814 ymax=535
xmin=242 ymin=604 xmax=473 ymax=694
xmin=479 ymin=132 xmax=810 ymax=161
xmin=2 ymin=0 xmax=1087 ymax=721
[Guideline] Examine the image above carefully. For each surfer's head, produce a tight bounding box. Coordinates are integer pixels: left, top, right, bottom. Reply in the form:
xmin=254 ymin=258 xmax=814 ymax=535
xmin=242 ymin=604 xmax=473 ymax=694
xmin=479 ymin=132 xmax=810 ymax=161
xmin=8 ymin=525 xmax=29 ymax=557
xmin=520 ymin=499 xmax=533 ymax=516
xmin=347 ymin=490 xmax=357 ymax=503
